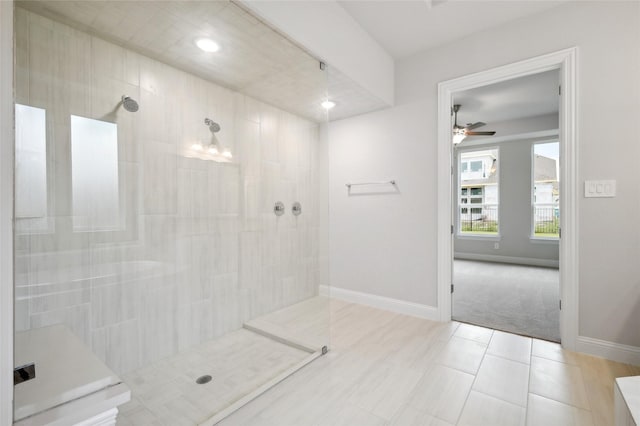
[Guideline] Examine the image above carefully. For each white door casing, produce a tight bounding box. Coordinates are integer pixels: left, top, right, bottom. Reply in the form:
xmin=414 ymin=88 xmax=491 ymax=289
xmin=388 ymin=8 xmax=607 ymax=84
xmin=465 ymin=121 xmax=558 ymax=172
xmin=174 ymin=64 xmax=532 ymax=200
xmin=436 ymin=47 xmax=578 ymax=349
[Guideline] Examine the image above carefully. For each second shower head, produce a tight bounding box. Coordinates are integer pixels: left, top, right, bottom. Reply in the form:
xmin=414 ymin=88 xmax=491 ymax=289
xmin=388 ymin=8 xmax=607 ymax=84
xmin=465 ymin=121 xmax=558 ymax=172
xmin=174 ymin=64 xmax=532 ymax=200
xmin=204 ymin=118 xmax=220 ymax=133
xmin=121 ymin=95 xmax=139 ymax=112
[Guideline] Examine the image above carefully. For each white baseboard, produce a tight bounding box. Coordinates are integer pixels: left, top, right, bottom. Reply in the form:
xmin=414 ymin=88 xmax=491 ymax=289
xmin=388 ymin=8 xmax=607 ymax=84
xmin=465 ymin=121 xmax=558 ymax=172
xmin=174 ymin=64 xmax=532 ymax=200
xmin=454 ymin=252 xmax=559 ymax=268
xmin=576 ymin=336 xmax=640 ymax=366
xmin=319 ymin=285 xmax=440 ymax=321
xmin=318 ymin=285 xmax=330 ymax=297
xmin=317 ymin=288 xmax=640 ymax=366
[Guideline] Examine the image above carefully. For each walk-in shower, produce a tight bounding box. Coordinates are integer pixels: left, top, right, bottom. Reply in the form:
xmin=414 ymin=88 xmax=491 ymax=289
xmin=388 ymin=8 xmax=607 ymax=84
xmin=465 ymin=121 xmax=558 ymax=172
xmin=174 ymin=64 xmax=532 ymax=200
xmin=12 ymin=1 xmax=330 ymax=424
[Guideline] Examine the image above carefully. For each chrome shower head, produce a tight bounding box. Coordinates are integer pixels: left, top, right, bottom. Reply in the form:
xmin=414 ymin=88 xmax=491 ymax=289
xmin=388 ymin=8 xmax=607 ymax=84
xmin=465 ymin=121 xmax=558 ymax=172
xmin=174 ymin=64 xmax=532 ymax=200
xmin=121 ymin=96 xmax=139 ymax=112
xmin=204 ymin=118 xmax=220 ymax=133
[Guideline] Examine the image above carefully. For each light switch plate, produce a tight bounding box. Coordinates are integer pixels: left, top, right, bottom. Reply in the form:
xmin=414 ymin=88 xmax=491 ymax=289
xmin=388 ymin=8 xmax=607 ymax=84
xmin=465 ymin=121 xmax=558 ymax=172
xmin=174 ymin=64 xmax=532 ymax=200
xmin=584 ymin=180 xmax=616 ymax=198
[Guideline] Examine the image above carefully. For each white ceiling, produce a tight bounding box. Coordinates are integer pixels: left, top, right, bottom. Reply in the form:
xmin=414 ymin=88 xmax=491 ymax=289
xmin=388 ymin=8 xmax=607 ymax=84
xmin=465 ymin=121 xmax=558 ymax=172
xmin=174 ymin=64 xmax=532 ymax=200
xmin=453 ymin=69 xmax=560 ymax=126
xmin=17 ymin=0 xmax=387 ymax=122
xmin=338 ymin=0 xmax=565 ymax=59
xmin=17 ymin=0 xmax=567 ymax=123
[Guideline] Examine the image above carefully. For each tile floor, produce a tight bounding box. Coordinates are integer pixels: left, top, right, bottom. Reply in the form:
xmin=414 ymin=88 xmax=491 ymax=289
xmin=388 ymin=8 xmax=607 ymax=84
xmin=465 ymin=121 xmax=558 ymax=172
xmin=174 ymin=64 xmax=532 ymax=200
xmin=218 ymin=298 xmax=640 ymax=426
xmin=116 ymin=329 xmax=310 ymax=425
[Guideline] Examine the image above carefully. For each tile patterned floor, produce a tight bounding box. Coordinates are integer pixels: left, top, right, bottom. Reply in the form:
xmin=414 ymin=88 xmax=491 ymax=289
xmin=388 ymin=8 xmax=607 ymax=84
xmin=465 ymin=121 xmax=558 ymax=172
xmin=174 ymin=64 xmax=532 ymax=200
xmin=115 ymin=297 xmax=639 ymax=425
xmin=116 ymin=329 xmax=310 ymax=426
xmin=219 ymin=298 xmax=640 ymax=426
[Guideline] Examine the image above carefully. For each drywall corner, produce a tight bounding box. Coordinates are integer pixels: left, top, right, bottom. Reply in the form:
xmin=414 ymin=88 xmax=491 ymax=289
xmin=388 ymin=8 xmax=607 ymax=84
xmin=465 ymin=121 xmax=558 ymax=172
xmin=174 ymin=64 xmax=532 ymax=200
xmin=241 ymin=0 xmax=394 ymax=106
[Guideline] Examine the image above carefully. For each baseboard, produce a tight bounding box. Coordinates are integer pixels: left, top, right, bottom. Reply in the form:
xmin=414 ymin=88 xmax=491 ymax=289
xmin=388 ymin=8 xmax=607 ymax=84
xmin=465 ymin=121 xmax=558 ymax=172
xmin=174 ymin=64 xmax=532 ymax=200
xmin=454 ymin=252 xmax=559 ymax=268
xmin=319 ymin=285 xmax=440 ymax=321
xmin=576 ymin=336 xmax=640 ymax=366
xmin=317 ymin=291 xmax=640 ymax=366
xmin=318 ymin=284 xmax=329 ymax=297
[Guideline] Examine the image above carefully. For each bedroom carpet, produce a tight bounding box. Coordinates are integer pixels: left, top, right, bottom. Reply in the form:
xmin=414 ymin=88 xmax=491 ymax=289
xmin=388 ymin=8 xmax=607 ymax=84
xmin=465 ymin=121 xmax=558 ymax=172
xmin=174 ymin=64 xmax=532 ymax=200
xmin=453 ymin=259 xmax=560 ymax=342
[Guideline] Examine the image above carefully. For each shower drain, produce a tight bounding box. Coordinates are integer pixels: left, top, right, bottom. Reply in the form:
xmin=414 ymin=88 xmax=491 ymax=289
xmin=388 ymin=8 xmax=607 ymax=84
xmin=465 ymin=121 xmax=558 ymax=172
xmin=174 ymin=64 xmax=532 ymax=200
xmin=196 ymin=375 xmax=212 ymax=384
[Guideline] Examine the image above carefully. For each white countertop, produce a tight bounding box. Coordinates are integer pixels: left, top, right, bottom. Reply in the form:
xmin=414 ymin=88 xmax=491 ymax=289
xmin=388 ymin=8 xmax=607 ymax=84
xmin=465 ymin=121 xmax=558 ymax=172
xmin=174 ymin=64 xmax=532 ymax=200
xmin=14 ymin=325 xmax=123 ymax=421
xmin=617 ymin=376 xmax=640 ymax=424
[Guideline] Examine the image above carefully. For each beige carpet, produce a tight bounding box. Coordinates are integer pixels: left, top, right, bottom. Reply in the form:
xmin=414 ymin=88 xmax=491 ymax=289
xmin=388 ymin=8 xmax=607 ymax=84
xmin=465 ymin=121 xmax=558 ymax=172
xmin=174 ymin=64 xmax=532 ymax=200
xmin=453 ymin=259 xmax=560 ymax=342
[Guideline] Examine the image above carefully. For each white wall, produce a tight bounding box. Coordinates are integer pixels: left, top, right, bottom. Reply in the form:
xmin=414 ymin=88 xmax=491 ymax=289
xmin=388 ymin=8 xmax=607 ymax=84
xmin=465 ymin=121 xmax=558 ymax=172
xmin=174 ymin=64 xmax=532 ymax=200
xmin=329 ymin=1 xmax=640 ymax=347
xmin=329 ymin=103 xmax=437 ymax=306
xmin=242 ymin=0 xmax=394 ymax=106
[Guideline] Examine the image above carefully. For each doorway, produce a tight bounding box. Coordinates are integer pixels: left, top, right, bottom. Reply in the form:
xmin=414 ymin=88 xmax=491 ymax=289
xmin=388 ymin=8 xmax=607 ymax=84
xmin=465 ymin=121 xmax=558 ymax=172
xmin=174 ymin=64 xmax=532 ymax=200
xmin=450 ymin=71 xmax=561 ymax=341
xmin=436 ymin=48 xmax=578 ymax=349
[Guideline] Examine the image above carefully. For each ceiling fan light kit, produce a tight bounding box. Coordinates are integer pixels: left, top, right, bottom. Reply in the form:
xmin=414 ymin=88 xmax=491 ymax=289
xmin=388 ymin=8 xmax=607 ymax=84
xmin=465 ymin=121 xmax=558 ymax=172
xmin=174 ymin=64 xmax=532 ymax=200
xmin=452 ymin=104 xmax=496 ymax=144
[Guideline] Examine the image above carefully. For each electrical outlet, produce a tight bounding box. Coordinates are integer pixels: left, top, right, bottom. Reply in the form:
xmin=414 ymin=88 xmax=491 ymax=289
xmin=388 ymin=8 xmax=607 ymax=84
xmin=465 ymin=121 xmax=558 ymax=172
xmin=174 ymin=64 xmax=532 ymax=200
xmin=494 ymin=242 xmax=499 ymax=250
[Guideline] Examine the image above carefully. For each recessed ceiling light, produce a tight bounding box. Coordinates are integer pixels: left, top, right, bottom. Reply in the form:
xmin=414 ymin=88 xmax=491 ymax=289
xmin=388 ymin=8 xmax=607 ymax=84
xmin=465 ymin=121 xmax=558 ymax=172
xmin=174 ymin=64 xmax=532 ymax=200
xmin=321 ymin=100 xmax=336 ymax=110
xmin=196 ymin=38 xmax=220 ymax=53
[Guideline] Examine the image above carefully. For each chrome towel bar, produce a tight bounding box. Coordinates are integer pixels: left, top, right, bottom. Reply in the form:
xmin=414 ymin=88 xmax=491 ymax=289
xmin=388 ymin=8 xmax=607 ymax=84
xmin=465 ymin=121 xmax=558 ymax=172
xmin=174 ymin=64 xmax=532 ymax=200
xmin=345 ymin=180 xmax=396 ymax=188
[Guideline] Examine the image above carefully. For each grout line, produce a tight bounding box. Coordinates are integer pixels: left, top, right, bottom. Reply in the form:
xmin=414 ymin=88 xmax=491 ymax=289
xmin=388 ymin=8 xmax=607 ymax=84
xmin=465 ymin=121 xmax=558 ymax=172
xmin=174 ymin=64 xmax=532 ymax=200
xmin=528 ymin=354 xmax=594 ymax=412
xmin=386 ymin=360 xmax=437 ymax=422
xmin=527 ymin=390 xmax=592 ymax=412
xmin=453 ymin=329 xmax=492 ymax=425
xmin=484 ymin=350 xmax=532 ymax=367
xmin=525 ymin=330 xmax=533 ymax=424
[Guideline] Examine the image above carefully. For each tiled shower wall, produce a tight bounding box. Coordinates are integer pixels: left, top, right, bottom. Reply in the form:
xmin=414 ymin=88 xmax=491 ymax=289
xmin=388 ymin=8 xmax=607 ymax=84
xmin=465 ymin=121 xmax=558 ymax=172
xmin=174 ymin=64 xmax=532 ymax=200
xmin=14 ymin=8 xmax=322 ymax=374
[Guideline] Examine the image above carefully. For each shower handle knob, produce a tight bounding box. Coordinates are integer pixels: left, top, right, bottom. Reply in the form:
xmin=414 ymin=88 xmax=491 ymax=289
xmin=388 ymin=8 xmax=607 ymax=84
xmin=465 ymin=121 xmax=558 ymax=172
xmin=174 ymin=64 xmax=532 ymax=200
xmin=274 ymin=201 xmax=285 ymax=216
xmin=292 ymin=202 xmax=302 ymax=216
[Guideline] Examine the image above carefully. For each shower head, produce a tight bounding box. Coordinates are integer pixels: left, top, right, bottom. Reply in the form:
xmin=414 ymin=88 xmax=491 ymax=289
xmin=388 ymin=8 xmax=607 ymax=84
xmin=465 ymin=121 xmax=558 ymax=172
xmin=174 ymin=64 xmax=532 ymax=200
xmin=204 ymin=118 xmax=220 ymax=133
xmin=121 ymin=96 xmax=139 ymax=112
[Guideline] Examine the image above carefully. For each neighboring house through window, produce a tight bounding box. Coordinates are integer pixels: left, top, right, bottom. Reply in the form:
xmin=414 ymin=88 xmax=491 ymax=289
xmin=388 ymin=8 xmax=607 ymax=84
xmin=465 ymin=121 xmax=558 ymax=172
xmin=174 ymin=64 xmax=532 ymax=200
xmin=458 ymin=148 xmax=499 ymax=235
xmin=532 ymin=142 xmax=559 ymax=238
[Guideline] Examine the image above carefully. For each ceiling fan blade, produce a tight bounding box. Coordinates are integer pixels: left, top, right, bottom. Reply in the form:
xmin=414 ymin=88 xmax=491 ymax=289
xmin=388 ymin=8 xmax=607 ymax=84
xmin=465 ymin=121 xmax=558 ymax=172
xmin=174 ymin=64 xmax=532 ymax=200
xmin=464 ymin=122 xmax=486 ymax=130
xmin=466 ymin=131 xmax=496 ymax=136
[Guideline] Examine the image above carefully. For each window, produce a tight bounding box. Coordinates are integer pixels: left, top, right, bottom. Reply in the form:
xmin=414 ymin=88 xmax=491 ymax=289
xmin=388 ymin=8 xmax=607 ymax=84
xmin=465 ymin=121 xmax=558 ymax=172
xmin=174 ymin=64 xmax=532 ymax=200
xmin=15 ymin=104 xmax=50 ymax=233
xmin=532 ymin=142 xmax=559 ymax=238
xmin=458 ymin=149 xmax=499 ymax=235
xmin=71 ymin=115 xmax=120 ymax=231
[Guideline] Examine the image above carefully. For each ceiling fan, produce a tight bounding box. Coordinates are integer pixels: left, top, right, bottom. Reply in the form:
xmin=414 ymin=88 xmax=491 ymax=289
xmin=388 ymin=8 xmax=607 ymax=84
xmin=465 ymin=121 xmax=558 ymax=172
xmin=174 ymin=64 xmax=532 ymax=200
xmin=452 ymin=104 xmax=496 ymax=144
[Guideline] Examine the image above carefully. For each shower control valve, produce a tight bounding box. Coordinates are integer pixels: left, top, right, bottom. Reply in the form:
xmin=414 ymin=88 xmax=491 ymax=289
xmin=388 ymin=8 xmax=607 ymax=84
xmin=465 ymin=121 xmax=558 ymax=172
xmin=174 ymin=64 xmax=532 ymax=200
xmin=274 ymin=201 xmax=285 ymax=216
xmin=292 ymin=202 xmax=302 ymax=216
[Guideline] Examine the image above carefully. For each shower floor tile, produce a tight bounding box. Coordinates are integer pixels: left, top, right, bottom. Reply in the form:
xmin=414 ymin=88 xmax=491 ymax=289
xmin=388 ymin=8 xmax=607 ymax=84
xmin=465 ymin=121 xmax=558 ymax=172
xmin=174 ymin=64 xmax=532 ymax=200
xmin=244 ymin=296 xmax=332 ymax=350
xmin=116 ymin=328 xmax=309 ymax=426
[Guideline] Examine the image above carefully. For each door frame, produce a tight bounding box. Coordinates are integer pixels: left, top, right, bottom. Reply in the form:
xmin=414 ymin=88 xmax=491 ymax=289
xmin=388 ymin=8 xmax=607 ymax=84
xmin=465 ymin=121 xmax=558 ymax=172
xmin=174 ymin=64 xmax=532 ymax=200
xmin=0 ymin=0 xmax=14 ymax=423
xmin=436 ymin=47 xmax=578 ymax=349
